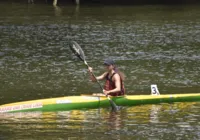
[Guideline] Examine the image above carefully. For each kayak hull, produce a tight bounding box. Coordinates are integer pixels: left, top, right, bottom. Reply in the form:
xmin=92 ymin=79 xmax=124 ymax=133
xmin=1 ymin=93 xmax=200 ymax=113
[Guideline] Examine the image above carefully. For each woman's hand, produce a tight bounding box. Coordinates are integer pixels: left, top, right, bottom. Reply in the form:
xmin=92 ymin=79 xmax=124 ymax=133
xmin=88 ymin=67 xmax=93 ymax=73
xmin=88 ymin=67 xmax=96 ymax=82
xmin=103 ymin=89 xmax=110 ymax=96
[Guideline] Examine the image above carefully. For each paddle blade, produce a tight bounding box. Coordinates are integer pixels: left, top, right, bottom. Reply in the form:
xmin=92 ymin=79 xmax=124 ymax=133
xmin=70 ymin=41 xmax=85 ymax=62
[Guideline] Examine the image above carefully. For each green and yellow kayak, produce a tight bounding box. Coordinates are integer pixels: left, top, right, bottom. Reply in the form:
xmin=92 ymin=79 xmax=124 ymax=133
xmin=1 ymin=93 xmax=200 ymax=113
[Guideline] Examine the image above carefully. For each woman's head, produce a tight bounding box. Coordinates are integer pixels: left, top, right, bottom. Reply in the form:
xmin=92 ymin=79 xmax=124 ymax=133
xmin=103 ymin=59 xmax=125 ymax=81
xmin=103 ymin=59 xmax=115 ymax=72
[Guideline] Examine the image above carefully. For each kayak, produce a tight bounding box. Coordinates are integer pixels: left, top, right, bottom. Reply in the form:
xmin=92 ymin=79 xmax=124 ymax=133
xmin=1 ymin=93 xmax=200 ymax=113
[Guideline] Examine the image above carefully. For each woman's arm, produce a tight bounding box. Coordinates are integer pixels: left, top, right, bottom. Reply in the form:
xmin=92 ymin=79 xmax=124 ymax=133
xmin=88 ymin=67 xmax=107 ymax=82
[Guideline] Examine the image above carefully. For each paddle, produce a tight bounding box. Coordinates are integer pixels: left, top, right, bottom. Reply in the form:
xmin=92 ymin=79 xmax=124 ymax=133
xmin=70 ymin=41 xmax=119 ymax=111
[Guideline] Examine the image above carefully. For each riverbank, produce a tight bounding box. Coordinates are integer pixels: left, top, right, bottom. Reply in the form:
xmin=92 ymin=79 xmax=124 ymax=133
xmin=1 ymin=0 xmax=200 ymax=5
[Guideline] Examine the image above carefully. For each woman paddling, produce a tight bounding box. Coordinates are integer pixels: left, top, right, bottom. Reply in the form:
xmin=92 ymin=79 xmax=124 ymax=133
xmin=88 ymin=59 xmax=125 ymax=96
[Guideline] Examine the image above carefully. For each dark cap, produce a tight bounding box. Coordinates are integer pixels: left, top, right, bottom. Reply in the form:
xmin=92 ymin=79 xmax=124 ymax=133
xmin=103 ymin=59 xmax=115 ymax=66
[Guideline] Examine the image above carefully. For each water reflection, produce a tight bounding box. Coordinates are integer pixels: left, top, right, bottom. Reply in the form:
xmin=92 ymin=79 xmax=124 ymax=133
xmin=149 ymin=105 xmax=162 ymax=123
xmin=106 ymin=111 xmax=123 ymax=130
xmin=53 ymin=5 xmax=62 ymax=17
xmin=0 ymin=102 xmax=199 ymax=139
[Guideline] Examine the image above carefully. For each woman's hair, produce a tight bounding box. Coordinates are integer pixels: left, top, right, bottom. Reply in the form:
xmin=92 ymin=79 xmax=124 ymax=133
xmin=114 ymin=66 xmax=125 ymax=81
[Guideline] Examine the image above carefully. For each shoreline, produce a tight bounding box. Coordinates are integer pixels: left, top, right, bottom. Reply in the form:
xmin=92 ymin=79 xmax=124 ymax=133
xmin=1 ymin=0 xmax=200 ymax=5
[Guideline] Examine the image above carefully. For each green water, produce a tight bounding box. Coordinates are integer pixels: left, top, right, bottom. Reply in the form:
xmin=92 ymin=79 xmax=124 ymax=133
xmin=0 ymin=3 xmax=200 ymax=140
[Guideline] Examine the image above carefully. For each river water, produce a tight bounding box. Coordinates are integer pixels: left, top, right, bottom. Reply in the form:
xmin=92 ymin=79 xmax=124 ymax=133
xmin=0 ymin=3 xmax=200 ymax=140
